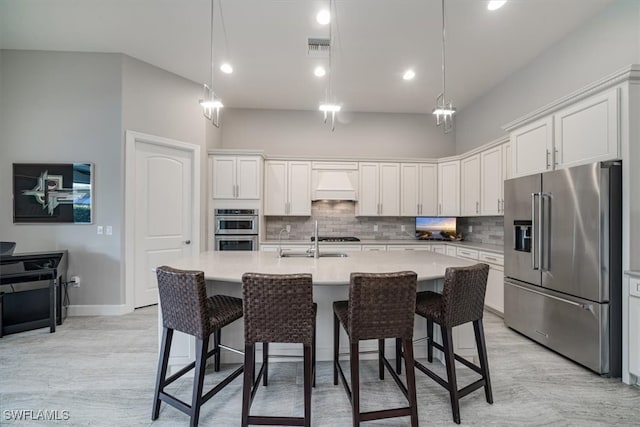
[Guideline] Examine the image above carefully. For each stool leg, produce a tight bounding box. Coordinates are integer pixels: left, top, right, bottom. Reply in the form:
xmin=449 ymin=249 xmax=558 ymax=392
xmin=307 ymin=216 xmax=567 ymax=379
xmin=427 ymin=319 xmax=434 ymax=363
xmin=312 ymin=323 xmax=317 ymax=387
xmin=441 ymin=325 xmax=460 ymax=424
xmin=214 ymin=329 xmax=221 ymax=372
xmin=378 ymin=338 xmax=385 ymax=380
xmin=241 ymin=343 xmax=255 ymax=427
xmin=474 ymin=319 xmax=493 ymax=404
xmin=152 ymin=327 xmax=173 ymax=420
xmin=190 ymin=336 xmax=209 ymax=427
xmin=333 ymin=312 xmax=339 ymax=386
xmin=402 ymin=338 xmax=419 ymax=427
xmin=350 ymin=342 xmax=360 ymax=427
xmin=263 ymin=342 xmax=269 ymax=386
xmin=303 ymin=344 xmax=312 ymax=427
xmin=395 ymin=337 xmax=402 ymax=374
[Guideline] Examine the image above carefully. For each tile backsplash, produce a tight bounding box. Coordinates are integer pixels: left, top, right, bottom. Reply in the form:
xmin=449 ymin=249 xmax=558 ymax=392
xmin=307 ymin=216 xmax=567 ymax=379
xmin=265 ymin=201 xmax=505 ymax=246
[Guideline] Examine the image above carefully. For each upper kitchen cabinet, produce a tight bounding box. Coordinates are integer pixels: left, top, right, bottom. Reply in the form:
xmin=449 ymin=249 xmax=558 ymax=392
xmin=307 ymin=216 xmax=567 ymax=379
xmin=264 ymin=160 xmax=311 ymax=216
xmin=211 ymin=154 xmax=262 ymax=200
xmin=481 ymin=144 xmax=506 ymax=216
xmin=357 ymin=162 xmax=400 ymax=216
xmin=437 ymin=160 xmax=460 ymax=216
xmin=553 ymin=87 xmax=619 ymax=169
xmin=460 ymin=154 xmax=481 ymax=216
xmin=510 ymin=116 xmax=553 ymax=178
xmin=400 ymin=163 xmax=437 ymax=217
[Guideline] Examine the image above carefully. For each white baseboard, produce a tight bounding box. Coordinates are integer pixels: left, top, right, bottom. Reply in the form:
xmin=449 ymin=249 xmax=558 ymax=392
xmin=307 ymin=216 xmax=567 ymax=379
xmin=67 ymin=304 xmax=132 ymax=316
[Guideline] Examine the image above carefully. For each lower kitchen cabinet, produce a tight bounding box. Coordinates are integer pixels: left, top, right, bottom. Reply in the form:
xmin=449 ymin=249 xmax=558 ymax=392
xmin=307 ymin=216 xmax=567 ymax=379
xmin=432 ymin=245 xmax=446 ymax=255
xmin=629 ymin=274 xmax=640 ymax=379
xmin=479 ymin=251 xmax=504 ymax=315
xmin=361 ymin=244 xmax=387 ymax=251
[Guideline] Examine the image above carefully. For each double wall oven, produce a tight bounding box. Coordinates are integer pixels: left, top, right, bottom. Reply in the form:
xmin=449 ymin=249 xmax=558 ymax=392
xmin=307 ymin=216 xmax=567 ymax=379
xmin=214 ymin=209 xmax=259 ymax=251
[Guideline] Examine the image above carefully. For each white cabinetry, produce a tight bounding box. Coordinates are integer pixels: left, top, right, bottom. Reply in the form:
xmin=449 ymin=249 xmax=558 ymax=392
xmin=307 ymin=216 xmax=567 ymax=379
xmin=510 ymin=116 xmax=553 ymax=178
xmin=362 ymin=244 xmax=387 ymax=251
xmin=357 ymin=163 xmax=400 ymax=216
xmin=446 ymin=246 xmax=457 ymax=257
xmin=502 ymin=141 xmax=512 ymax=181
xmin=437 ymin=160 xmax=460 ymax=216
xmin=388 ymin=245 xmax=432 ymax=252
xmin=432 ymin=245 xmax=446 ymax=255
xmin=479 ymin=252 xmax=504 ymax=315
xmin=400 ymin=163 xmax=438 ymax=216
xmin=481 ymin=145 xmax=505 ymax=215
xmin=553 ymin=88 xmax=619 ymax=169
xmin=264 ymin=161 xmax=311 ymax=216
xmin=461 ymin=155 xmax=481 ymax=216
xmin=629 ymin=275 xmax=640 ymax=379
xmin=212 ymin=155 xmax=261 ymax=200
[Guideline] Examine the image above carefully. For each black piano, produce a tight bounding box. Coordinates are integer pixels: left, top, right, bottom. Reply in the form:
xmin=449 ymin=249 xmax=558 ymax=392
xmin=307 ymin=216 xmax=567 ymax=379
xmin=0 ymin=250 xmax=68 ymax=337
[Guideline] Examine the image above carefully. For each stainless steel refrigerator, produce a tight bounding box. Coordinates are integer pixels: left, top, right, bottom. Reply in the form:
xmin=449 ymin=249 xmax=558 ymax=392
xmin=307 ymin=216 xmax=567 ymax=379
xmin=503 ymin=161 xmax=621 ymax=377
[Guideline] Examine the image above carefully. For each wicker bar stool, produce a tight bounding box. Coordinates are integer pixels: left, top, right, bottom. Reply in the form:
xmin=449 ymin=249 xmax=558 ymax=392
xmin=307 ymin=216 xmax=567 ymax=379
xmin=400 ymin=263 xmax=492 ymax=424
xmin=333 ymin=271 xmax=419 ymax=426
xmin=241 ymin=273 xmax=316 ymax=427
xmin=152 ymin=266 xmax=244 ymax=427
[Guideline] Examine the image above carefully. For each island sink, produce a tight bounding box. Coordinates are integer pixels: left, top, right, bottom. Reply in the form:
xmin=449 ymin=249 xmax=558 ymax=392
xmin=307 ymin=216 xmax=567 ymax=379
xmin=279 ymin=251 xmax=348 ymax=258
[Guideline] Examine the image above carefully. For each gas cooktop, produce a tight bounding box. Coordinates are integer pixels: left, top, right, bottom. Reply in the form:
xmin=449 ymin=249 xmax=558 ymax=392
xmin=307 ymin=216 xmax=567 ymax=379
xmin=311 ymin=236 xmax=361 ymax=242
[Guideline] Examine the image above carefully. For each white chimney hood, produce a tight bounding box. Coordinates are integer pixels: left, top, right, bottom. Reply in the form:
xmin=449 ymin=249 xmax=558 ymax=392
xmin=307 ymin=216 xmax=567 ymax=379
xmin=311 ymin=162 xmax=358 ymax=201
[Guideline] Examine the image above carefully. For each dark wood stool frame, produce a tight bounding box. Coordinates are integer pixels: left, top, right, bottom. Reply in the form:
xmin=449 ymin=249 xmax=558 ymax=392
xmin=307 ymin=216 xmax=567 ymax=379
xmin=397 ymin=263 xmax=493 ymax=424
xmin=333 ymin=271 xmax=419 ymax=426
xmin=241 ymin=273 xmax=316 ymax=427
xmin=152 ymin=266 xmax=244 ymax=427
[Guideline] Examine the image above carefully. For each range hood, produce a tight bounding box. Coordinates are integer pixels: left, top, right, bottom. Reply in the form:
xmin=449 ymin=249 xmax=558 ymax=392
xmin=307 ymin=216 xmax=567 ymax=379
xmin=311 ymin=162 xmax=358 ymax=201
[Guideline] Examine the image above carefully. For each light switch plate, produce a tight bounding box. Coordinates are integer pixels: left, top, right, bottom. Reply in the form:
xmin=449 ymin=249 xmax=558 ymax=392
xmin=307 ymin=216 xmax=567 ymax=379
xmin=97 ymin=226 xmax=103 ymax=235
xmin=373 ymin=224 xmax=378 ymax=232
xmin=106 ymin=226 xmax=113 ymax=235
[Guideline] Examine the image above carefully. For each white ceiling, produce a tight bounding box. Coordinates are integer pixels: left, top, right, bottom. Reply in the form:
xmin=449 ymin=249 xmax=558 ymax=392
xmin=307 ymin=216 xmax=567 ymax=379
xmin=0 ymin=0 xmax=616 ymax=113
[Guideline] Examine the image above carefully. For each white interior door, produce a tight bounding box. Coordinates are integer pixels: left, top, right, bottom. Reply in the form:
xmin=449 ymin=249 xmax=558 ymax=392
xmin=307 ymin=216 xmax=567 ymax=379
xmin=134 ymin=141 xmax=194 ymax=308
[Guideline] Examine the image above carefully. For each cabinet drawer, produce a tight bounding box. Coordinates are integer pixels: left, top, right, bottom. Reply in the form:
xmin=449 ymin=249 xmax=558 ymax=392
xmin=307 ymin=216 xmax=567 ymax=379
xmin=479 ymin=252 xmax=504 ymax=266
xmin=456 ymin=248 xmax=479 ymax=260
xmin=630 ymin=278 xmax=640 ymax=298
xmin=362 ymin=244 xmax=386 ymax=251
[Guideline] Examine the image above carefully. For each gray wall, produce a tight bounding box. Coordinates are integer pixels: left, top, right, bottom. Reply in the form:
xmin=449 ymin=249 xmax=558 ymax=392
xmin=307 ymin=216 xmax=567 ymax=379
xmin=221 ymin=108 xmax=455 ymax=158
xmin=455 ymin=0 xmax=640 ymax=154
xmin=0 ymin=50 xmax=123 ymax=305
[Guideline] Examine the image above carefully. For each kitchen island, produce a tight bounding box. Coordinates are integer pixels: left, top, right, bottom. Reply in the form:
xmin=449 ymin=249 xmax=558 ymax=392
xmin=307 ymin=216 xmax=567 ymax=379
xmin=162 ymin=250 xmax=478 ymax=369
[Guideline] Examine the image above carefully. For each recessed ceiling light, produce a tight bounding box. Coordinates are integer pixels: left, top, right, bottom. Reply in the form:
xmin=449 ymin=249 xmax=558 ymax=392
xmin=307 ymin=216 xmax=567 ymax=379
xmin=487 ymin=0 xmax=507 ymax=11
xmin=403 ymin=69 xmax=416 ymax=81
xmin=220 ymin=63 xmax=233 ymax=74
xmin=316 ymin=9 xmax=330 ymax=25
xmin=314 ymin=66 xmax=327 ymax=77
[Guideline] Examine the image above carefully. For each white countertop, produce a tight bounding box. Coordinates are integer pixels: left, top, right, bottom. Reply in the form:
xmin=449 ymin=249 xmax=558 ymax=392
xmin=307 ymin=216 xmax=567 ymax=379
xmin=260 ymin=239 xmax=504 ymax=254
xmin=168 ymin=250 xmax=477 ymax=286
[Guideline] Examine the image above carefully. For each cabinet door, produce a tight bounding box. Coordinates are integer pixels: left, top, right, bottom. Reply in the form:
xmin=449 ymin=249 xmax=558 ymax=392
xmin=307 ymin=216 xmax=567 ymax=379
xmin=631 ymin=295 xmax=640 ymax=377
xmin=438 ymin=160 xmax=460 ymax=216
xmin=511 ymin=117 xmax=553 ymax=177
xmin=288 ymin=161 xmax=311 ymax=216
xmin=485 ymin=265 xmax=504 ymax=314
xmin=379 ymin=163 xmax=400 ymax=216
xmin=212 ymin=156 xmax=236 ymax=199
xmin=400 ymin=163 xmax=420 ymax=217
xmin=419 ymin=163 xmax=438 ymax=216
xmin=358 ymin=163 xmax=380 ymax=216
xmin=481 ymin=146 xmax=503 ymax=216
xmin=502 ymin=141 xmax=512 ymax=181
xmin=264 ymin=161 xmax=287 ymax=215
xmin=554 ymin=88 xmax=619 ymax=169
xmin=432 ymin=245 xmax=446 ymax=255
xmin=461 ymin=155 xmax=481 ymax=216
xmin=362 ymin=244 xmax=387 ymax=251
xmin=236 ymin=157 xmax=261 ymax=200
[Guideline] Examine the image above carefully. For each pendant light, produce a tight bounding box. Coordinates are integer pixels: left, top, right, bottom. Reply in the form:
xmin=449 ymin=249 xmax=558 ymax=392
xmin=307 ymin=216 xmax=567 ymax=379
xmin=319 ymin=0 xmax=341 ymax=131
xmin=433 ymin=0 xmax=455 ymax=133
xmin=199 ymin=0 xmax=223 ymax=127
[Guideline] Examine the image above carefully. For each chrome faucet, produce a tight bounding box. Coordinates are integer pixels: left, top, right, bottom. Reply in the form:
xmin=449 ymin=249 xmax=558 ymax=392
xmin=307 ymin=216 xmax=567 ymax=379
xmin=277 ymin=227 xmax=288 ymax=258
xmin=312 ymin=220 xmax=320 ymax=258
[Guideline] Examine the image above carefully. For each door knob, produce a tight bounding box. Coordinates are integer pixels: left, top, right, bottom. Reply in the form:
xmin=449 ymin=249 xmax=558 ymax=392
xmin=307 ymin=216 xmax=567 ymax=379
xmin=184 ymin=240 xmax=191 ymax=245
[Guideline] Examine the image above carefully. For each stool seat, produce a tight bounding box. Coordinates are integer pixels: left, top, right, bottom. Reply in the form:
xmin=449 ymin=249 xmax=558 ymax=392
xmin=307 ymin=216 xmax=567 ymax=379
xmin=208 ymin=294 xmax=243 ymax=330
xmin=415 ymin=291 xmax=443 ymax=324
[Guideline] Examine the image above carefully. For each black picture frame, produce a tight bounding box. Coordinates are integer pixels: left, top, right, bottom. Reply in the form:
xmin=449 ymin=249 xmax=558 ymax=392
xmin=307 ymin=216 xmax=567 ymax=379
xmin=13 ymin=163 xmax=93 ymax=224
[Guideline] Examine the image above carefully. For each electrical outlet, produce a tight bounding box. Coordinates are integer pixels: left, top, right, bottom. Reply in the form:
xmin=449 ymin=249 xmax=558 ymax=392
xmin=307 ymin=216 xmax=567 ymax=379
xmin=71 ymin=275 xmax=81 ymax=288
xmin=401 ymin=225 xmax=406 ymax=232
xmin=105 ymin=225 xmax=113 ymax=235
xmin=286 ymin=225 xmax=291 ymax=233
xmin=468 ymin=225 xmax=473 ymax=233
xmin=97 ymin=226 xmax=103 ymax=235
xmin=373 ymin=224 xmax=378 ymax=232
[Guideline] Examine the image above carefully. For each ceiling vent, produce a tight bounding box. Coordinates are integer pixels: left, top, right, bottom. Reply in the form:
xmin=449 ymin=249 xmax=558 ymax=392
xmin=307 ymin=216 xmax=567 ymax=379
xmin=307 ymin=38 xmax=330 ymax=57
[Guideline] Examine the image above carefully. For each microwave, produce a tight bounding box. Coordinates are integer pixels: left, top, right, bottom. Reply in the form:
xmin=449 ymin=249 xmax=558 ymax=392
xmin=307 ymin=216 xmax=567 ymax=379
xmin=214 ymin=235 xmax=259 ymax=251
xmin=214 ymin=209 xmax=259 ymax=235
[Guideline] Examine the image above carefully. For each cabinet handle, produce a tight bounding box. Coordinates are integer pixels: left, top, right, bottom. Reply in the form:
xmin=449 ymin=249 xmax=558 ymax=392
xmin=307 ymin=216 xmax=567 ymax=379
xmin=546 ymin=150 xmax=551 ymax=169
xmin=439 ymin=203 xmax=442 ymax=215
xmin=501 ymin=198 xmax=504 ymax=213
xmin=498 ymin=198 xmax=501 ymax=212
xmin=476 ymin=201 xmax=479 ymax=214
xmin=417 ymin=204 xmax=420 ymax=215
xmin=554 ymin=149 xmax=559 ymax=166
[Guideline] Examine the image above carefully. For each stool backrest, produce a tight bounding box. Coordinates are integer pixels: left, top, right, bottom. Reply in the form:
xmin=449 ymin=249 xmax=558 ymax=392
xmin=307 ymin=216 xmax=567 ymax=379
xmin=348 ymin=271 xmax=417 ymax=342
xmin=441 ymin=263 xmax=490 ymax=327
xmin=156 ymin=266 xmax=210 ymax=339
xmin=242 ymin=273 xmax=314 ymax=346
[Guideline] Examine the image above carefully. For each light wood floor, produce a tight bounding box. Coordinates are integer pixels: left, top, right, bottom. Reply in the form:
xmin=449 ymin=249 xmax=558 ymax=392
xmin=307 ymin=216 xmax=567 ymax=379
xmin=0 ymin=306 xmax=638 ymax=426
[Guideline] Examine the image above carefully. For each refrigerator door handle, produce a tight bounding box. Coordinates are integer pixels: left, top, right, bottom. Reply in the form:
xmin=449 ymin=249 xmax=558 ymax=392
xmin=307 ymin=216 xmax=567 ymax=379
xmin=531 ymin=192 xmax=536 ymax=269
xmin=505 ymin=280 xmax=593 ymax=311
xmin=539 ymin=191 xmax=544 ymax=271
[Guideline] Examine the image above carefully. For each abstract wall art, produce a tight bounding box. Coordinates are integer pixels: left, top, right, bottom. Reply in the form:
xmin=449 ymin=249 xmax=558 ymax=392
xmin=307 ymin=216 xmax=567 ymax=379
xmin=13 ymin=163 xmax=93 ymax=224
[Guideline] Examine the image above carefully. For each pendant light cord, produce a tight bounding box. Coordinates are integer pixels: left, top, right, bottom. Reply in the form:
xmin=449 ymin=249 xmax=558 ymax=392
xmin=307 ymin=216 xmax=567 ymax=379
xmin=210 ymin=0 xmax=215 ymax=91
xmin=440 ymin=0 xmax=446 ymax=100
